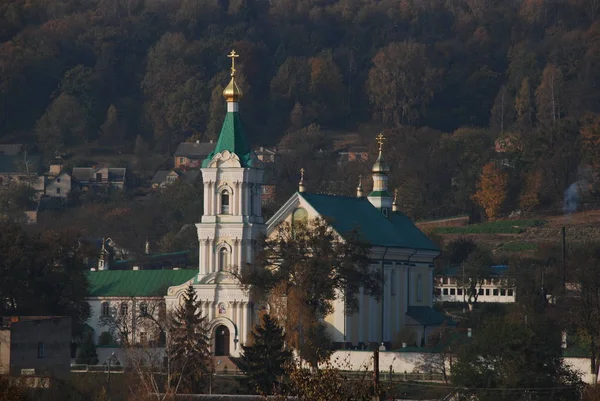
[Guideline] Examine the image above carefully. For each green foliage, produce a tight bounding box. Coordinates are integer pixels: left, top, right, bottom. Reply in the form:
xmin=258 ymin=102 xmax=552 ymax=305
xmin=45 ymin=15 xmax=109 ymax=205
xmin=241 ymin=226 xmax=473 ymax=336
xmin=0 ymin=221 xmax=90 ymax=325
xmin=97 ymin=331 xmax=114 ymax=346
xmin=234 ymin=314 xmax=292 ymax=395
xmin=75 ymin=332 xmax=99 ymax=365
xmin=433 ymin=219 xmax=547 ymax=234
xmin=445 ymin=237 xmax=478 ymax=265
xmin=169 ymin=285 xmax=211 ymax=394
xmin=451 ymin=316 xmax=581 ymax=400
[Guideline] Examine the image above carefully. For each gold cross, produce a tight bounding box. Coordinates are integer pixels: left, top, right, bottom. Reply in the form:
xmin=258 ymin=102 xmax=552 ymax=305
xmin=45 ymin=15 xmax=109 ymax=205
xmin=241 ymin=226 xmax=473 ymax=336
xmin=300 ymin=168 xmax=305 ymax=181
xmin=227 ymin=50 xmax=239 ymax=77
xmin=376 ymin=133 xmax=386 ymax=151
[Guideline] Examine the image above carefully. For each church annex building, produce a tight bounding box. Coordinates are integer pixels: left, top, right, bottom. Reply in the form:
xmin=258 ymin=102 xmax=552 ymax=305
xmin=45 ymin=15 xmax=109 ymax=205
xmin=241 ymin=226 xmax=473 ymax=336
xmin=85 ymin=51 xmax=449 ymax=358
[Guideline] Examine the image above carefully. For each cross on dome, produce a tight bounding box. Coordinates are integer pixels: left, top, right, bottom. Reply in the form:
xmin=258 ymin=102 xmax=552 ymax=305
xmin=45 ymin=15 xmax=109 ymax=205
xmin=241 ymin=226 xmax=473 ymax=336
xmin=227 ymin=50 xmax=239 ymax=77
xmin=376 ymin=133 xmax=386 ymax=151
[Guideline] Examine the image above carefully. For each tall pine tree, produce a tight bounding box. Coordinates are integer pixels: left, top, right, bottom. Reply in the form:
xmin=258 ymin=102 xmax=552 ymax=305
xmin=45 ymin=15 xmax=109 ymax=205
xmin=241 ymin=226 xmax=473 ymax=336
xmin=235 ymin=313 xmax=292 ymax=395
xmin=169 ymin=285 xmax=211 ymax=394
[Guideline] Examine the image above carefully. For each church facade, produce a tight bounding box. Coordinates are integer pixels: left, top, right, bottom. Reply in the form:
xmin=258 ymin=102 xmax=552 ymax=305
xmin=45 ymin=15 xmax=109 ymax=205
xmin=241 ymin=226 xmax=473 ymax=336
xmin=84 ymin=51 xmax=448 ymax=359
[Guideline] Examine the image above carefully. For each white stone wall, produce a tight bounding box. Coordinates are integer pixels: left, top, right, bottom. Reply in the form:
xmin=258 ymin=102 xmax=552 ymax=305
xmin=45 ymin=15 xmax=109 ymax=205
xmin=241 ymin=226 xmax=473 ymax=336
xmin=327 ymin=351 xmax=596 ymax=384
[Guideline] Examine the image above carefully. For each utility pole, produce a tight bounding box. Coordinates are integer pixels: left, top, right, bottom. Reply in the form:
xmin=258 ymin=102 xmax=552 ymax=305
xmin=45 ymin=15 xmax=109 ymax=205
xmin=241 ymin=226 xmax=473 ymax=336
xmin=372 ymin=347 xmax=380 ymax=401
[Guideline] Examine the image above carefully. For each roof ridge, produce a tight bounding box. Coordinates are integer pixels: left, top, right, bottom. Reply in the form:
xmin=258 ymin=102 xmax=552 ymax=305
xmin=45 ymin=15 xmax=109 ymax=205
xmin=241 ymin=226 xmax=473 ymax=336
xmin=301 ymin=192 xmax=368 ymax=200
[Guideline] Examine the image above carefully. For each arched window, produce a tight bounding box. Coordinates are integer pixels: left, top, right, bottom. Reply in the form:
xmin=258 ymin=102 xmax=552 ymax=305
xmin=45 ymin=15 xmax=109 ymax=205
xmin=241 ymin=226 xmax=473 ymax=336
xmin=292 ymin=207 xmax=308 ymax=237
xmin=221 ymin=189 xmax=230 ymax=214
xmin=120 ymin=302 xmax=128 ymax=316
xmin=101 ymin=302 xmax=110 ymax=317
xmin=219 ymin=248 xmax=228 ymax=271
xmin=139 ymin=302 xmax=148 ymax=316
xmin=416 ymin=274 xmax=423 ymax=302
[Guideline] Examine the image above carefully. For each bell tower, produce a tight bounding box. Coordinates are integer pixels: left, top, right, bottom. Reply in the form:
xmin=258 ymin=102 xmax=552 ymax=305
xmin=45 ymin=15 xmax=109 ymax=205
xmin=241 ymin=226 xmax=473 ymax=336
xmin=197 ymin=50 xmax=265 ymax=277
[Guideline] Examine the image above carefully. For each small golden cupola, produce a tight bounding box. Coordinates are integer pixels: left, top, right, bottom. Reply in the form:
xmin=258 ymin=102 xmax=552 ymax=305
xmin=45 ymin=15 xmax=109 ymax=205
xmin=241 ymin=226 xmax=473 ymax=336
xmin=356 ymin=174 xmax=364 ymax=198
xmin=223 ymin=50 xmax=244 ymax=103
xmin=368 ymin=133 xmax=393 ymax=216
xmin=392 ymin=189 xmax=400 ymax=212
xmin=372 ymin=133 xmax=390 ymax=174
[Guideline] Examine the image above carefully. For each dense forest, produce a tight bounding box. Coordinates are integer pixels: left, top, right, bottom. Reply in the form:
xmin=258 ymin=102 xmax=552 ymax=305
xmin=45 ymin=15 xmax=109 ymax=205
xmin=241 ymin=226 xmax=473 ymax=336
xmin=2 ymin=0 xmax=600 ymax=220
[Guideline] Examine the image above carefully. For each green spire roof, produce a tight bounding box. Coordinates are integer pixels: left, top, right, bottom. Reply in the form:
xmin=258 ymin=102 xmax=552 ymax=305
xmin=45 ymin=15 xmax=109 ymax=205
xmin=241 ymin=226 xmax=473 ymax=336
xmin=202 ymin=112 xmax=253 ymax=168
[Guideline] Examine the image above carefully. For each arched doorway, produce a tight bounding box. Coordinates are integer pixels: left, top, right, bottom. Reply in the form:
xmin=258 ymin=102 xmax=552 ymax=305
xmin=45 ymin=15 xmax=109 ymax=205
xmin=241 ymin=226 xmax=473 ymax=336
xmin=214 ymin=325 xmax=230 ymax=356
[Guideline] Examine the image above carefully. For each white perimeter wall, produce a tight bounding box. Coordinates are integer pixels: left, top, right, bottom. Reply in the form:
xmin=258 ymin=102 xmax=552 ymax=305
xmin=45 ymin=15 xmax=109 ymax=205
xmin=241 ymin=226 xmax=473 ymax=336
xmin=328 ymin=351 xmax=597 ymax=384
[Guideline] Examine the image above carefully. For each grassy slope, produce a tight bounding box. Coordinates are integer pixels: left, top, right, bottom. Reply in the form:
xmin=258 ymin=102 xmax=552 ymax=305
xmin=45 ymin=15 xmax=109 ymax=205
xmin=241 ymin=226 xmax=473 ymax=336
xmin=421 ymin=210 xmax=600 ymax=256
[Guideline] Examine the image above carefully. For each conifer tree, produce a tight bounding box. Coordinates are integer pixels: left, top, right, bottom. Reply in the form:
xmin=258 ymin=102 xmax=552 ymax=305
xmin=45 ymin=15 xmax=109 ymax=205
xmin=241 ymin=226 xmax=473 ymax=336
xmin=169 ymin=285 xmax=211 ymax=394
xmin=75 ymin=331 xmax=99 ymax=365
xmin=235 ymin=313 xmax=292 ymax=395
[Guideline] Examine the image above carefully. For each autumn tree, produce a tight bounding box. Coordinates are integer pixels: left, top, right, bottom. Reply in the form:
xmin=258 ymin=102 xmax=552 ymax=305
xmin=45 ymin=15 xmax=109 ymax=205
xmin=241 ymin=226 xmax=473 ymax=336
xmin=535 ymin=64 xmax=563 ymax=125
xmin=242 ymin=218 xmax=380 ymax=367
xmin=490 ymin=85 xmax=514 ymax=135
xmin=515 ymin=78 xmax=534 ymax=130
xmin=519 ymin=169 xmax=543 ymax=212
xmin=472 ymin=162 xmax=508 ymax=220
xmin=35 ymin=94 xmax=89 ymax=156
xmin=580 ymin=113 xmax=600 ymax=179
xmin=274 ymin=359 xmax=378 ymax=401
xmin=367 ymin=41 xmax=439 ymax=126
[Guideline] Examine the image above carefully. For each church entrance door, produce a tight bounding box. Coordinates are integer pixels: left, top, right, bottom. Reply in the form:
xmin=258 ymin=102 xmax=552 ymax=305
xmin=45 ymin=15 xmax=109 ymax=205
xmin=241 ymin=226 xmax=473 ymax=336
xmin=214 ymin=325 xmax=230 ymax=356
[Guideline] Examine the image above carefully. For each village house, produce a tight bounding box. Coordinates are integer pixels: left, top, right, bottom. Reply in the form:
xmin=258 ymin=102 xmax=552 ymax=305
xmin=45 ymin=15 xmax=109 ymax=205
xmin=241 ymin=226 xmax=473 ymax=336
xmin=0 ymin=316 xmax=72 ymax=379
xmin=71 ymin=166 xmax=130 ymax=190
xmin=151 ymin=169 xmax=200 ymax=189
xmin=174 ymin=140 xmax=216 ymax=169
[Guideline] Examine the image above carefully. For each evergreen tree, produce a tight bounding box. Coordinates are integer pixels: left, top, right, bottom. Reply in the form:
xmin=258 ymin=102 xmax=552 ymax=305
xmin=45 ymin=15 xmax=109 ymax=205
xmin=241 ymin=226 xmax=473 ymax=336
xmin=235 ymin=314 xmax=292 ymax=395
xmin=169 ymin=285 xmax=211 ymax=394
xmin=75 ymin=331 xmax=99 ymax=365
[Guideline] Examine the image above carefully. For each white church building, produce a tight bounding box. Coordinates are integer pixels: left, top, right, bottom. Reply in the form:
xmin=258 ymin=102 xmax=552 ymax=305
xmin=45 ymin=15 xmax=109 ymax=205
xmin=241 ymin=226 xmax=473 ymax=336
xmin=84 ymin=51 xmax=451 ymax=358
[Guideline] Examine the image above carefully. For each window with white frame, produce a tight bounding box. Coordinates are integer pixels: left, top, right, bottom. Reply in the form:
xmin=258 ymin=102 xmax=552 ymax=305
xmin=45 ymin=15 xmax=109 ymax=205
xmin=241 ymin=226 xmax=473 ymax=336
xmin=120 ymin=302 xmax=128 ymax=316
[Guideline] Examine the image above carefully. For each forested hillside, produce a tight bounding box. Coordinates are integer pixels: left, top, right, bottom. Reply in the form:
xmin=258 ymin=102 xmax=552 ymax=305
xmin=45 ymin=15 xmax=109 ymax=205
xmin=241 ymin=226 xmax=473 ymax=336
xmin=2 ymin=0 xmax=600 ymax=219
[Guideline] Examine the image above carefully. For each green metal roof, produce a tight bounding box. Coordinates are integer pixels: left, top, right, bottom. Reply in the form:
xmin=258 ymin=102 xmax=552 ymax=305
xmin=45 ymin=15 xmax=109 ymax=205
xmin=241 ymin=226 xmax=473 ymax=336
xmin=202 ymin=112 xmax=253 ymax=168
xmin=406 ymin=306 xmax=456 ymax=326
xmin=87 ymin=270 xmax=197 ymax=297
xmin=299 ymin=193 xmax=440 ymax=251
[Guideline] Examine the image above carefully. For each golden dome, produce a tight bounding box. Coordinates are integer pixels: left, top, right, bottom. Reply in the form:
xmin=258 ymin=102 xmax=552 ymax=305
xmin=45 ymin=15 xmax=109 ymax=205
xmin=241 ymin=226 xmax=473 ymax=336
xmin=372 ymin=151 xmax=390 ymax=173
xmin=223 ymin=77 xmax=243 ymax=102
